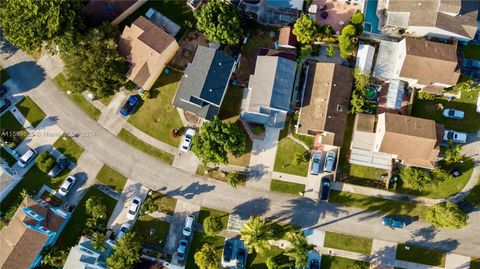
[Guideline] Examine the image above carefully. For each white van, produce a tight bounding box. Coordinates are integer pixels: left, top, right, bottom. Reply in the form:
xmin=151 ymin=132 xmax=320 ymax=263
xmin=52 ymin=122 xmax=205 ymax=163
xmin=183 ymin=215 xmax=195 ymax=237
xmin=17 ymin=148 xmax=37 ymax=168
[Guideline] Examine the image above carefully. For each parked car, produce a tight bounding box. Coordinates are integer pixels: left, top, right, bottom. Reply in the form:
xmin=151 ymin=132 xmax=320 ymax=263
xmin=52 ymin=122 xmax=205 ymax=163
xmin=0 ymin=98 xmax=11 ymax=113
xmin=223 ymin=239 xmax=234 ymax=263
xmin=126 ymin=196 xmax=142 ymax=220
xmin=177 ymin=239 xmax=188 ymax=261
xmin=119 ymin=95 xmax=141 ymax=116
xmin=237 ymin=248 xmax=247 ymax=269
xmin=116 ymin=222 xmax=131 ymax=241
xmin=320 ymin=176 xmax=332 ymax=201
xmin=323 ymin=151 xmax=336 ymax=172
xmin=17 ymin=148 xmax=37 ymax=168
xmin=442 ymin=109 xmax=464 ymax=119
xmin=382 ymin=216 xmax=406 ymax=228
xmin=58 ymin=175 xmax=77 ymax=196
xmin=47 ymin=158 xmax=69 ymax=177
xmin=309 ymin=259 xmax=320 ymax=269
xmin=443 ymin=130 xmax=467 ymax=144
xmin=182 ymin=214 xmax=195 ymax=237
xmin=0 ymin=85 xmax=7 ymax=96
xmin=181 ymin=128 xmax=196 ymax=152
xmin=310 ymin=153 xmax=322 ymax=175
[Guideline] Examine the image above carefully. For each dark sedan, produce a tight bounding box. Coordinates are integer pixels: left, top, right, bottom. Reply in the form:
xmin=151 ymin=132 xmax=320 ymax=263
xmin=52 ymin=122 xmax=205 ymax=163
xmin=120 ymin=95 xmax=141 ymax=116
xmin=320 ymin=176 xmax=332 ymax=201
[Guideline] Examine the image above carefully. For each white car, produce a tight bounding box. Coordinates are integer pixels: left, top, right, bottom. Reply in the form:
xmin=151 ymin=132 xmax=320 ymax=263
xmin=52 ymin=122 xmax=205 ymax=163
xmin=58 ymin=175 xmax=77 ymax=196
xmin=126 ymin=196 xmax=142 ymax=220
xmin=182 ymin=215 xmax=195 ymax=237
xmin=444 ymin=130 xmax=467 ymax=143
xmin=17 ymin=148 xmax=37 ymax=168
xmin=442 ymin=109 xmax=464 ymax=119
xmin=181 ymin=128 xmax=196 ymax=152
xmin=116 ymin=222 xmax=131 ymax=241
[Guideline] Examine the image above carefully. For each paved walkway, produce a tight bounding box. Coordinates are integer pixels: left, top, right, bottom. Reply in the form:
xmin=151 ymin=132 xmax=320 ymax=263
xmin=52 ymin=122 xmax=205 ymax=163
xmin=36 ymin=52 xmax=64 ymax=79
xmin=97 ymin=91 xmax=129 ymax=135
xmin=66 ymin=151 xmax=103 ymax=206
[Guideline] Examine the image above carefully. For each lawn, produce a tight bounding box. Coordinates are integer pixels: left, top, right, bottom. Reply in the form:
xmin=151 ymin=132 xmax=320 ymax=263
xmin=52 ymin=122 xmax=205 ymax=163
xmin=95 ymin=165 xmax=127 ymax=192
xmin=53 ymin=73 xmax=102 ymax=121
xmin=0 ymin=66 xmax=9 ymax=84
xmin=0 ymin=111 xmax=28 ymax=141
xmin=247 ymin=246 xmax=294 ymax=269
xmin=16 ymin=96 xmax=46 ymax=128
xmin=323 ymin=231 xmax=373 ymax=255
xmin=197 ymin=207 xmax=229 ymax=230
xmin=273 ymin=137 xmax=309 ymax=177
xmin=52 ymin=134 xmax=84 ymax=163
xmin=471 ymin=257 xmax=480 ymax=269
xmin=196 ymin=164 xmax=247 ymax=186
xmin=459 ymin=43 xmax=480 ymax=60
xmin=411 ymin=87 xmax=480 ymax=133
xmin=118 ymin=128 xmax=174 ymax=164
xmin=270 ymin=179 xmax=305 ymax=196
xmin=329 ymin=190 xmax=427 ymax=219
xmin=128 ymin=71 xmax=184 ymax=147
xmin=396 ymin=244 xmax=446 ymax=267
xmin=343 ymin=164 xmax=388 ymax=188
xmin=465 ymin=174 xmax=480 ymax=207
xmin=99 ymin=95 xmax=114 ymax=107
xmin=56 ymin=187 xmax=117 ymax=250
xmin=185 ymin=232 xmax=225 ymax=269
xmin=0 ymin=147 xmax=17 ymax=167
xmin=133 ymin=215 xmax=170 ymax=247
xmin=150 ymin=191 xmax=177 ymax=215
xmin=320 ymin=256 xmax=370 ymax=269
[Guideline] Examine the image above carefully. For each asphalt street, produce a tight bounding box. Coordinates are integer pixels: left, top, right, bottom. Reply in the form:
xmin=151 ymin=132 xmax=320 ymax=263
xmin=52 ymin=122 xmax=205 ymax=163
xmin=1 ymin=41 xmax=479 ymax=257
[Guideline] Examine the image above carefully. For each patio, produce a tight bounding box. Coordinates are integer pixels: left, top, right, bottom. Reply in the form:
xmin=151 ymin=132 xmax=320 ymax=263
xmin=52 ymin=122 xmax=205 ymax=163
xmin=312 ymin=0 xmax=361 ymax=33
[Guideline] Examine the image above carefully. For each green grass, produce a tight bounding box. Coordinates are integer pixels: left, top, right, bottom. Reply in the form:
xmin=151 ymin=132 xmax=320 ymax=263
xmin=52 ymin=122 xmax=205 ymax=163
xmin=0 ymin=111 xmax=28 ymax=141
xmin=292 ymin=131 xmax=314 ymax=149
xmin=16 ymin=96 xmax=46 ymax=128
xmin=329 ymin=190 xmax=427 ymax=218
xmin=185 ymin=232 xmax=225 ymax=269
xmin=465 ymin=174 xmax=480 ymax=207
xmin=274 ymin=137 xmax=309 ymax=177
xmin=197 ymin=207 xmax=229 ymax=230
xmin=53 ymin=73 xmax=102 ymax=121
xmin=53 ymin=134 xmax=84 ymax=163
xmin=324 ymin=231 xmax=373 ymax=255
xmin=320 ymin=256 xmax=370 ymax=269
xmin=248 ymin=246 xmax=294 ymax=269
xmin=471 ymin=257 xmax=480 ymax=269
xmin=196 ymin=164 xmax=247 ymax=186
xmin=0 ymin=67 xmax=9 ymax=84
xmin=150 ymin=191 xmax=177 ymax=215
xmin=459 ymin=43 xmax=480 ymax=60
xmin=396 ymin=244 xmax=446 ymax=267
xmin=56 ymin=187 xmax=117 ymax=250
xmin=95 ymin=165 xmax=127 ymax=192
xmin=98 ymin=95 xmax=114 ymax=107
xmin=0 ymin=148 xmax=17 ymax=166
xmin=133 ymin=215 xmax=170 ymax=247
xmin=118 ymin=128 xmax=174 ymax=164
xmin=270 ymin=179 xmax=305 ymax=196
xmin=128 ymin=71 xmax=184 ymax=147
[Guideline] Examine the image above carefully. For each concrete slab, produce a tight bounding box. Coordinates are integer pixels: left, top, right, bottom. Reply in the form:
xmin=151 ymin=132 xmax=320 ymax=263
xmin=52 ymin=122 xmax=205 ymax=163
xmin=370 ymin=239 xmax=397 ymax=266
xmin=66 ymin=151 xmax=104 ymax=206
xmin=98 ymin=91 xmax=129 ymax=135
xmin=444 ymin=253 xmax=470 ymax=269
xmin=172 ymin=150 xmax=200 ymax=174
xmin=304 ymin=228 xmax=325 ymax=247
xmin=164 ymin=200 xmax=201 ymax=257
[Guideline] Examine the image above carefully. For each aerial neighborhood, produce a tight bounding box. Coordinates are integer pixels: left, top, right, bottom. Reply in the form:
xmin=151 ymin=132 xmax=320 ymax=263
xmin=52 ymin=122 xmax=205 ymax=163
xmin=1 ymin=0 xmax=480 ymax=269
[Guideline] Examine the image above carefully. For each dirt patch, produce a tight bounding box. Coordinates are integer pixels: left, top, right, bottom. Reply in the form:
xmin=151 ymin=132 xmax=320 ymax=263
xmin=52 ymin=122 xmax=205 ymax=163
xmin=171 ymin=31 xmax=208 ymax=69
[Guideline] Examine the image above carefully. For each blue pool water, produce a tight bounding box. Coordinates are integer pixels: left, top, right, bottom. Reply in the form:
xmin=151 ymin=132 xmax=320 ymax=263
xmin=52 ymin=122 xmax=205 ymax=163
xmin=364 ymin=0 xmax=380 ymax=34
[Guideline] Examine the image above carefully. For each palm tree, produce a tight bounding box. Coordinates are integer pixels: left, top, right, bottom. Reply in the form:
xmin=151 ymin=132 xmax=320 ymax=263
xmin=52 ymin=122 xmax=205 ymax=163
xmin=92 ymin=232 xmax=107 ymax=251
xmin=285 ymin=232 xmax=313 ymax=268
xmin=445 ymin=140 xmax=463 ymax=162
xmin=240 ymin=216 xmax=272 ymax=254
xmin=227 ymin=172 xmax=240 ymax=188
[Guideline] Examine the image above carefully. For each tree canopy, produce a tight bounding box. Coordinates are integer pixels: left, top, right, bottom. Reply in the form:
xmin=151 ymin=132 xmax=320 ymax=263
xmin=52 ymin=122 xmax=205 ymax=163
xmin=195 ymin=0 xmax=242 ymax=45
xmin=194 ymin=244 xmax=219 ymax=269
xmin=191 ymin=117 xmax=246 ymax=165
xmin=293 ymin=15 xmax=319 ymax=44
xmin=426 ymin=202 xmax=468 ymax=229
xmin=444 ymin=140 xmax=463 ymax=163
xmin=285 ymin=232 xmax=313 ymax=268
xmin=86 ymin=196 xmax=107 ymax=220
xmin=350 ymin=11 xmax=365 ymax=25
xmin=350 ymin=69 xmax=370 ymax=113
xmin=107 ymin=232 xmax=141 ymax=269
xmin=338 ymin=24 xmax=357 ymax=58
xmin=400 ymin=167 xmax=451 ymax=191
xmin=203 ymin=216 xmax=224 ymax=236
xmin=240 ymin=216 xmax=272 ymax=254
xmin=0 ymin=0 xmax=83 ymax=52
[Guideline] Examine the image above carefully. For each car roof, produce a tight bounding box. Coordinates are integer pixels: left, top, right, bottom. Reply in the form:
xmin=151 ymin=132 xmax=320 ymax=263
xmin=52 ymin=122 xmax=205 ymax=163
xmin=20 ymin=149 xmax=35 ymax=161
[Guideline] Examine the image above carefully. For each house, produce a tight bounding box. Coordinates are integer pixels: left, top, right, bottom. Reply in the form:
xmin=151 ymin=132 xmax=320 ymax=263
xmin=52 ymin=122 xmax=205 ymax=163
xmin=384 ymin=0 xmax=479 ymax=41
xmin=355 ymin=44 xmax=375 ymax=74
xmin=278 ymin=26 xmax=297 ymax=49
xmin=238 ymin=0 xmax=304 ymax=26
xmin=81 ymin=0 xmax=147 ymax=26
xmin=63 ymin=236 xmax=114 ymax=269
xmin=374 ymin=37 xmax=460 ymax=90
xmin=0 ymin=197 xmax=71 ymax=269
xmin=187 ymin=0 xmax=203 ymax=10
xmin=118 ymin=16 xmax=179 ymax=91
xmin=240 ymin=55 xmax=296 ymax=129
xmin=349 ymin=113 xmax=444 ymax=170
xmin=296 ymin=62 xmax=353 ymax=147
xmin=173 ymin=46 xmax=236 ymax=121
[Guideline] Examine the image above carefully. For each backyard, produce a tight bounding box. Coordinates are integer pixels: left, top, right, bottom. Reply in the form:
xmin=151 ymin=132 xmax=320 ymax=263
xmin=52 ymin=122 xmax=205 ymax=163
xmin=270 ymin=179 xmax=305 ymax=196
xmin=52 ymin=133 xmax=84 ymax=163
xmin=132 ymin=215 xmax=170 ymax=247
xmin=323 ymin=232 xmax=372 ymax=255
xmin=16 ymin=96 xmax=46 ymax=128
xmin=95 ymin=165 xmax=127 ymax=192
xmin=396 ymin=244 xmax=446 ymax=267
xmin=128 ymin=71 xmax=184 ymax=147
xmin=117 ymin=128 xmax=175 ymax=164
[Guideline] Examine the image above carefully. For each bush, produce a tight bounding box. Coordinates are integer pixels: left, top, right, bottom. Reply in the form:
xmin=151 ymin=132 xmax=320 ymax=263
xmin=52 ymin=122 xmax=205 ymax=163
xmin=338 ymin=25 xmax=357 ymax=58
xmin=326 ymin=45 xmax=336 ymax=57
xmin=320 ymin=24 xmax=335 ymax=36
xmin=251 ymin=124 xmax=265 ymax=135
xmin=400 ymin=167 xmax=451 ymax=191
xmin=227 ymin=172 xmax=241 ymax=188
xmin=417 ymin=91 xmax=435 ymax=100
xmin=266 ymin=258 xmax=279 ymax=269
xmin=298 ymin=44 xmax=314 ymax=61
xmin=35 ymin=151 xmax=56 ymax=173
xmin=350 ymin=11 xmax=365 ymax=25
xmin=426 ymin=202 xmax=468 ymax=229
xmin=203 ymin=216 xmax=224 ymax=236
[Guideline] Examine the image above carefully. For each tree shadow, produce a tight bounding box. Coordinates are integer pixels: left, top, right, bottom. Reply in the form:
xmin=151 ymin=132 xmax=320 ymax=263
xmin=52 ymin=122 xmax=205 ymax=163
xmin=232 ymin=197 xmax=271 ymax=219
xmin=4 ymin=61 xmax=46 ymax=92
xmin=0 ymin=31 xmax=18 ymax=58
xmin=165 ymin=181 xmax=215 ymax=200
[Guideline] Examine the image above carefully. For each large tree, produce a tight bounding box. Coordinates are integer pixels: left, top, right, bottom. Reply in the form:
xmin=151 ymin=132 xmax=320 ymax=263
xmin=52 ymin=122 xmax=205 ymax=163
xmin=62 ymin=23 xmax=128 ymax=98
xmin=86 ymin=196 xmax=107 ymax=221
xmin=338 ymin=24 xmax=357 ymax=58
xmin=240 ymin=216 xmax=272 ymax=254
xmin=426 ymin=202 xmax=468 ymax=229
xmin=293 ymin=15 xmax=319 ymax=44
xmin=444 ymin=140 xmax=463 ymax=163
xmin=0 ymin=0 xmax=82 ymax=52
xmin=107 ymin=232 xmax=141 ymax=269
xmin=195 ymin=0 xmax=242 ymax=45
xmin=191 ymin=117 xmax=246 ymax=165
xmin=194 ymin=244 xmax=219 ymax=269
xmin=285 ymin=232 xmax=313 ymax=268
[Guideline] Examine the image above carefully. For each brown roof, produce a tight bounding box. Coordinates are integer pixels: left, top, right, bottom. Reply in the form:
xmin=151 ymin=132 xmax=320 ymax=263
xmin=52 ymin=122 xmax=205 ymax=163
xmin=379 ymin=113 xmax=443 ymax=168
xmin=279 ymin=26 xmax=297 ymax=48
xmin=422 ymin=85 xmax=444 ymax=95
xmin=355 ymin=113 xmax=376 ymax=133
xmin=297 ymin=62 xmax=353 ymax=146
xmin=118 ymin=16 xmax=178 ymax=90
xmin=400 ymin=38 xmax=460 ymax=86
xmin=81 ymin=0 xmax=139 ymax=26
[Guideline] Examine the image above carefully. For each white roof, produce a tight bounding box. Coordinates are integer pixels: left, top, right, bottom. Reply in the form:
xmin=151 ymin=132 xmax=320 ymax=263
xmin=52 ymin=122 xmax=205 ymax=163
xmin=386 ymin=80 xmax=405 ymax=109
xmin=374 ymin=40 xmax=403 ymax=79
xmin=355 ymin=44 xmax=375 ymax=74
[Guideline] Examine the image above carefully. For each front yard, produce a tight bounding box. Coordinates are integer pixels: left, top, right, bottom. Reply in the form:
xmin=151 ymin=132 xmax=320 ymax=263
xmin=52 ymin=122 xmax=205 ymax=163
xmin=323 ymin=232 xmax=372 ymax=255
xmin=0 ymin=148 xmax=16 ymax=166
xmin=132 ymin=215 xmax=170 ymax=247
xmin=118 ymin=128 xmax=175 ymax=164
xmin=16 ymin=96 xmax=46 ymax=128
xmin=396 ymin=244 xmax=446 ymax=267
xmin=196 ymin=164 xmax=247 ymax=186
xmin=95 ymin=165 xmax=127 ymax=192
xmin=185 ymin=232 xmax=225 ymax=269
xmin=273 ymin=137 xmax=309 ymax=177
xmin=52 ymin=133 xmax=84 ymax=163
xmin=0 ymin=111 xmax=28 ymax=142
xmin=197 ymin=207 xmax=229 ymax=230
xmin=320 ymin=256 xmax=370 ymax=269
xmin=149 ymin=191 xmax=177 ymax=216
xmin=128 ymin=71 xmax=184 ymax=147
xmin=270 ymin=179 xmax=305 ymax=196
xmin=248 ymin=246 xmax=294 ymax=269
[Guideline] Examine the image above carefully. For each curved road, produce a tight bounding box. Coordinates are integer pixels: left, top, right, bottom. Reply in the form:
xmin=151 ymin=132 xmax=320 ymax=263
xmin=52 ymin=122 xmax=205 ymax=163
xmin=1 ymin=43 xmax=479 ymax=257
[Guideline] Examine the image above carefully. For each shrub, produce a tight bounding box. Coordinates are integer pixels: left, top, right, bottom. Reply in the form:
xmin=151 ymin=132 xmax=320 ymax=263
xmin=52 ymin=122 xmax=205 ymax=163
xmin=417 ymin=91 xmax=435 ymax=100
xmin=266 ymin=258 xmax=279 ymax=269
xmin=426 ymin=202 xmax=468 ymax=229
xmin=338 ymin=25 xmax=357 ymax=58
xmin=227 ymin=172 xmax=241 ymax=188
xmin=320 ymin=24 xmax=335 ymax=36
xmin=293 ymin=15 xmax=319 ymax=44
xmin=326 ymin=45 xmax=336 ymax=57
xmin=203 ymin=216 xmax=224 ymax=236
xmin=350 ymin=11 xmax=365 ymax=25
xmin=35 ymin=151 xmax=56 ymax=173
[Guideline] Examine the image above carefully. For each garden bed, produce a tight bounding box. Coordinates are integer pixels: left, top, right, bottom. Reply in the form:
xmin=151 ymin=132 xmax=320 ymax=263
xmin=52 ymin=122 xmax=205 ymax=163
xmin=40 ymin=190 xmax=63 ymax=207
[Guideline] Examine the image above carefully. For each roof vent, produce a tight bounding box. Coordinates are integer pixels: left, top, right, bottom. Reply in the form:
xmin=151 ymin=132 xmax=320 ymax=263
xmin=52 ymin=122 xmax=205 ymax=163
xmin=219 ymin=62 xmax=222 ymax=66
xmin=185 ymin=74 xmax=188 ymax=77
xmin=333 ymin=83 xmax=337 ymax=87
xmin=209 ymin=89 xmax=213 ymax=92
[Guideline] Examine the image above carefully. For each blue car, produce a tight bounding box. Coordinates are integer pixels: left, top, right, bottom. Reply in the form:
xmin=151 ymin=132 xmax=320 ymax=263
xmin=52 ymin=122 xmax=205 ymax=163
xmin=120 ymin=95 xmax=140 ymax=116
xmin=320 ymin=176 xmax=331 ymax=201
xmin=382 ymin=216 xmax=406 ymax=228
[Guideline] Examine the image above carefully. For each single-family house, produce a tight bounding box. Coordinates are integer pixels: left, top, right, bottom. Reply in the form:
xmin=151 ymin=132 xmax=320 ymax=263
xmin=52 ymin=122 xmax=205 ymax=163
xmin=384 ymin=0 xmax=479 ymax=41
xmin=81 ymin=0 xmax=147 ymax=26
xmin=173 ymin=46 xmax=236 ymax=120
xmin=278 ymin=26 xmax=297 ymax=49
xmin=63 ymin=236 xmax=114 ymax=269
xmin=296 ymin=62 xmax=353 ymax=147
xmin=240 ymin=55 xmax=296 ymax=129
xmin=238 ymin=0 xmax=304 ymax=26
xmin=0 ymin=197 xmax=71 ymax=269
xmin=349 ymin=112 xmax=444 ymax=170
xmin=374 ymin=37 xmax=460 ymax=91
xmin=118 ymin=16 xmax=179 ymax=91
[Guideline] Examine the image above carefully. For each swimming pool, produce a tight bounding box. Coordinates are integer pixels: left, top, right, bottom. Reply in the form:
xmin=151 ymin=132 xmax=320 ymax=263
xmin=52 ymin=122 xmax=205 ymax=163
xmin=364 ymin=0 xmax=380 ymax=34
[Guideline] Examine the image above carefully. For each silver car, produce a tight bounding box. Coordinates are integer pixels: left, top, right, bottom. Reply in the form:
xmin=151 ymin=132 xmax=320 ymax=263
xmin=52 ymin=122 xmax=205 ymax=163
xmin=323 ymin=151 xmax=336 ymax=173
xmin=310 ymin=153 xmax=322 ymax=175
xmin=442 ymin=109 xmax=464 ymax=119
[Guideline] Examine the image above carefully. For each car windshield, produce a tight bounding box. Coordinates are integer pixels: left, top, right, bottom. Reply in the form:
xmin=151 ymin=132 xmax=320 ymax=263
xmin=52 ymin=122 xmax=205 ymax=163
xmin=313 ymin=157 xmax=320 ymax=163
xmin=448 ymin=110 xmax=455 ymax=116
xmin=447 ymin=132 xmax=454 ymax=139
